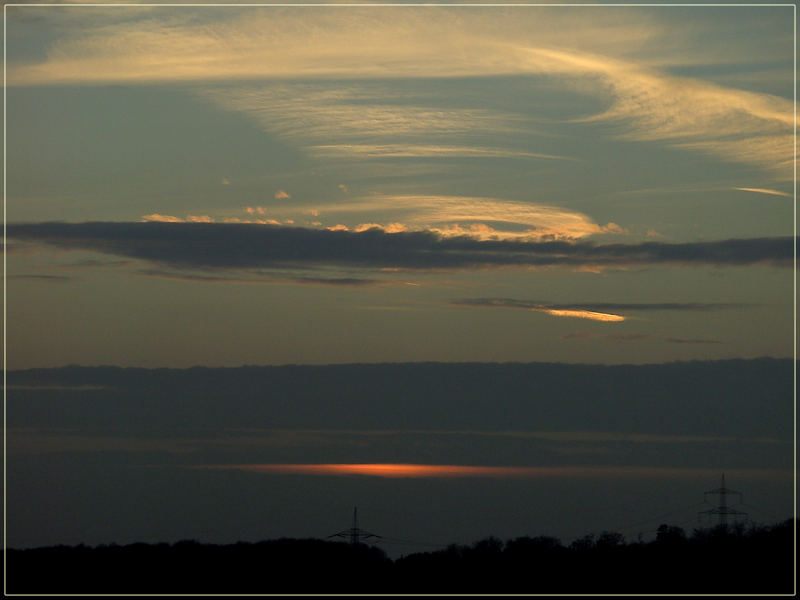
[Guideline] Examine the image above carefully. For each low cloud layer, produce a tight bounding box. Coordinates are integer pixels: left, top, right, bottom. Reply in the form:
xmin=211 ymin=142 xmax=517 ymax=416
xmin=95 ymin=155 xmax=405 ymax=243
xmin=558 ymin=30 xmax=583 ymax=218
xmin=7 ymin=222 xmax=794 ymax=272
xmin=452 ymin=298 xmax=756 ymax=313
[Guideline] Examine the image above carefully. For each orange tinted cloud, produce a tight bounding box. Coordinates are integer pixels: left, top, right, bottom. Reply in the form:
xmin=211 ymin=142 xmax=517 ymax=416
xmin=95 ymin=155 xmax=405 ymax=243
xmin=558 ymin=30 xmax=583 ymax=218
xmin=733 ymin=187 xmax=793 ymax=198
xmin=354 ymin=222 xmax=408 ymax=234
xmin=307 ymin=194 xmax=619 ymax=241
xmin=193 ymin=463 xmax=553 ymax=478
xmin=541 ymin=309 xmax=626 ymax=322
xmin=141 ymin=214 xmax=184 ymax=223
xmin=189 ymin=463 xmax=791 ymax=480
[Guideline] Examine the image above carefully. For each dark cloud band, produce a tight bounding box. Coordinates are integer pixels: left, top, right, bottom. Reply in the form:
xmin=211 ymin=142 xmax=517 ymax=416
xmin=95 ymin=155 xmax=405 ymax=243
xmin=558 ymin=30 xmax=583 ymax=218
xmin=451 ymin=298 xmax=758 ymax=312
xmin=6 ymin=222 xmax=794 ymax=271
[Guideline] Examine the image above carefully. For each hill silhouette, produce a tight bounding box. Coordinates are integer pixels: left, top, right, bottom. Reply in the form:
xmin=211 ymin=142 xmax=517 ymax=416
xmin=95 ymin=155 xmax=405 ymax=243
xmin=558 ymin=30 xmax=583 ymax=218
xmin=5 ymin=519 xmax=794 ymax=594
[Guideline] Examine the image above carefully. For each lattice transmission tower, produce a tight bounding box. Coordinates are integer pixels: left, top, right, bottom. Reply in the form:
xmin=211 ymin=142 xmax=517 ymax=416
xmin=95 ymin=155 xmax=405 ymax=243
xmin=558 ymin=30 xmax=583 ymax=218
xmin=329 ymin=506 xmax=380 ymax=545
xmin=698 ymin=473 xmax=748 ymax=527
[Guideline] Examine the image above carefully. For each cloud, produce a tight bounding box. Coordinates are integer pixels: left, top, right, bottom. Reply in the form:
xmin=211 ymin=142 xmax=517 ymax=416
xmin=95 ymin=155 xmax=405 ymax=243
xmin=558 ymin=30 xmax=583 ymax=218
xmin=354 ymin=223 xmax=408 ymax=234
xmin=562 ymin=332 xmax=725 ymax=345
xmin=187 ymin=463 xmax=790 ymax=480
xmin=7 ymin=8 xmax=789 ymax=175
xmin=666 ymin=338 xmax=724 ymax=345
xmin=8 ymin=430 xmax=201 ymax=455
xmin=306 ymin=194 xmax=622 ymax=241
xmin=199 ymin=83 xmax=523 ymax=167
xmin=452 ymin=298 xmax=756 ymax=313
xmin=222 ymin=216 xmax=281 ymax=225
xmin=274 ymin=190 xmax=291 ymax=200
xmin=141 ymin=213 xmax=184 ymax=223
xmin=6 ymin=223 xmax=794 ymax=273
xmin=144 ymin=214 xmax=216 ymax=224
xmin=138 ymin=269 xmax=382 ymax=287
xmin=5 ymin=384 xmax=108 ymax=391
xmin=733 ymin=187 xmax=793 ymax=198
xmin=207 ymin=68 xmax=790 ymax=175
xmin=454 ymin=299 xmax=629 ymax=322
xmin=562 ymin=332 xmax=651 ymax=341
xmin=245 ymin=206 xmax=270 ymax=216
xmin=211 ymin=428 xmax=792 ymax=447
xmin=309 ymin=144 xmax=574 ymax=161
xmin=8 ymin=274 xmax=75 ymax=284
xmin=11 ymin=425 xmax=786 ymax=459
xmin=521 ymin=47 xmax=793 ymax=177
xmin=8 ymin=361 xmax=793 ymax=443
xmin=541 ymin=309 xmax=625 ymax=322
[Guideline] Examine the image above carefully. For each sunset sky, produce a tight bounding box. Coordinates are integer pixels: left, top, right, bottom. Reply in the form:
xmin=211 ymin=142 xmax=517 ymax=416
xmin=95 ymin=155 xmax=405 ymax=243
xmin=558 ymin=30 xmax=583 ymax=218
xmin=4 ymin=2 xmax=796 ymax=562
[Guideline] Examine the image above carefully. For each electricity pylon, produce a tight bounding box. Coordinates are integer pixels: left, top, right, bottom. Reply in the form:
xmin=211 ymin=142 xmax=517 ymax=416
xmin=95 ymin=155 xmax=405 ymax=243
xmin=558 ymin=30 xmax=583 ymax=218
xmin=329 ymin=506 xmax=380 ymax=545
xmin=698 ymin=473 xmax=748 ymax=527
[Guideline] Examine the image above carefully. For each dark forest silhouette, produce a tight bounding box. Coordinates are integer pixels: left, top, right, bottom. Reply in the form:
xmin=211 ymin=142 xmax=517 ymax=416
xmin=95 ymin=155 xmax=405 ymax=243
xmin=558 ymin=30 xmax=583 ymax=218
xmin=5 ymin=519 xmax=794 ymax=594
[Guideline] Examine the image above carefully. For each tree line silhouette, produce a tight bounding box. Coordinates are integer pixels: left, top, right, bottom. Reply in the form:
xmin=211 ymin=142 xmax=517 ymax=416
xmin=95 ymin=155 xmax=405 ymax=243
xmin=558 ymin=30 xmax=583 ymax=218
xmin=5 ymin=519 xmax=794 ymax=594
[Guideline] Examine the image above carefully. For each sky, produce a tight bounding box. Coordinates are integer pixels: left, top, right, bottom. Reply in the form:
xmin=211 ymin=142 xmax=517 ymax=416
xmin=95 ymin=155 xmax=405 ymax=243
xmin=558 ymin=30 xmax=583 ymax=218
xmin=3 ymin=1 xmax=797 ymax=565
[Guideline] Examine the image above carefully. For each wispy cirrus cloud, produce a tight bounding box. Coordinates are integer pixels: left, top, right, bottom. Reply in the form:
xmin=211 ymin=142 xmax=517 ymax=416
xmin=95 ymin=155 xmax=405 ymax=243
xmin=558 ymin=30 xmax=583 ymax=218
xmin=517 ymin=46 xmax=793 ymax=177
xmin=733 ymin=187 xmax=793 ymax=198
xmin=308 ymin=144 xmax=573 ymax=161
xmin=201 ymin=84 xmax=518 ymax=139
xmin=7 ymin=222 xmax=793 ymax=272
xmin=7 ymin=8 xmax=791 ymax=175
xmin=197 ymin=83 xmax=533 ymax=167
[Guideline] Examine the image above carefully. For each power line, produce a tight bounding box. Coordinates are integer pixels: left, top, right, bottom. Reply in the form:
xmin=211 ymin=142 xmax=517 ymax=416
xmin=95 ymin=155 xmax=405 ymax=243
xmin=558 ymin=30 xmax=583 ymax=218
xmin=610 ymin=501 xmax=708 ymax=534
xmin=377 ymin=536 xmax=449 ymax=549
xmin=738 ymin=502 xmax=782 ymax=523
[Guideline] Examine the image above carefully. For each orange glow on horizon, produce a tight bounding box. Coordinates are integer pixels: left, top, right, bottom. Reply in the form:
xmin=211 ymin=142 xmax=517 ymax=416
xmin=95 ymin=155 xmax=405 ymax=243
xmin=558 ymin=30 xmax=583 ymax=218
xmin=185 ymin=463 xmax=789 ymax=480
xmin=194 ymin=463 xmax=552 ymax=478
